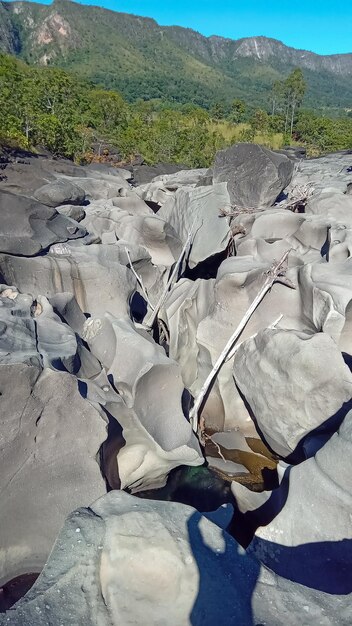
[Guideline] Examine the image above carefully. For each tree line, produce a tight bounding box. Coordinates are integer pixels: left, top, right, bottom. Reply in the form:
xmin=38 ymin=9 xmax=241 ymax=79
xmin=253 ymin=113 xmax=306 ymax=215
xmin=1 ymin=55 xmax=351 ymax=165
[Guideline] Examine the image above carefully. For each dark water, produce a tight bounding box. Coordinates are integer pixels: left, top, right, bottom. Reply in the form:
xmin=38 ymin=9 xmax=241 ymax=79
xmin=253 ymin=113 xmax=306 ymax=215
xmin=0 ymin=573 xmax=39 ymax=612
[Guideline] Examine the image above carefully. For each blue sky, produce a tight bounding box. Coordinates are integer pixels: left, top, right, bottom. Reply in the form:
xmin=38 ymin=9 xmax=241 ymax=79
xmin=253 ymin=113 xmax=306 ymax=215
xmin=35 ymin=0 xmax=351 ymax=55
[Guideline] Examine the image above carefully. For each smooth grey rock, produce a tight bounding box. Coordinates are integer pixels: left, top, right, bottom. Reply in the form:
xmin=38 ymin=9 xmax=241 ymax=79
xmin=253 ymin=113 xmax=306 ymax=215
xmin=0 ymin=190 xmax=85 ymax=256
xmin=35 ymin=295 xmax=78 ymax=371
xmin=82 ymin=315 xmax=203 ymax=491
xmin=111 ymin=189 xmax=154 ymax=215
xmin=158 ymin=183 xmax=231 ymax=268
xmin=2 ymin=491 xmax=350 ymax=626
xmin=0 ymin=289 xmax=77 ymax=371
xmin=231 ymin=409 xmax=352 ymax=600
xmin=307 ymin=190 xmax=352 ymax=227
xmin=232 ymin=209 xmax=328 ymax=265
xmin=81 ymin=203 xmax=180 ymax=266
xmin=135 ymin=180 xmax=175 ymax=205
xmin=288 ymin=151 xmax=352 ymax=194
xmin=34 ymin=179 xmax=86 ymax=207
xmin=60 ymin=175 xmax=129 ymax=201
xmin=0 ymin=366 xmax=107 ymax=587
xmin=162 ymin=256 xmax=302 ymax=433
xmin=213 ymin=143 xmax=294 ymax=208
xmin=152 ymin=168 xmax=208 ymax=189
xmin=56 ymin=204 xmax=86 ymax=221
xmin=233 ymin=328 xmax=352 ymax=458
xmin=0 ymin=243 xmax=137 ymax=319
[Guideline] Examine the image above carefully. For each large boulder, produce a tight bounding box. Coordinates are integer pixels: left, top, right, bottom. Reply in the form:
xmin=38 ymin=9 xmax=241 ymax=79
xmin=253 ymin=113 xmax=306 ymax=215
xmin=231 ymin=409 xmax=352 ymax=597
xmin=0 ymin=190 xmax=85 ymax=256
xmin=82 ymin=315 xmax=203 ymax=491
xmin=0 ymin=366 xmax=107 ymax=588
xmin=233 ymin=328 xmax=352 ymax=459
xmin=158 ymin=183 xmax=231 ymax=268
xmin=213 ymin=143 xmax=294 ymax=209
xmin=2 ymin=491 xmax=350 ymax=626
xmin=34 ymin=179 xmax=86 ymax=208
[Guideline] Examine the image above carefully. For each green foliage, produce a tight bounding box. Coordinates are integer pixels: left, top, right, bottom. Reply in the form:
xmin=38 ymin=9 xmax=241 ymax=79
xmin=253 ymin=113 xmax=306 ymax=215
xmin=250 ymin=109 xmax=270 ymax=132
xmin=238 ymin=127 xmax=255 ymax=143
xmin=0 ymin=52 xmax=351 ymax=168
xmin=230 ymin=99 xmax=247 ymax=123
xmin=295 ymin=110 xmax=352 ymax=154
xmin=0 ymin=53 xmax=232 ymax=166
xmin=3 ymin=0 xmax=352 ymax=114
xmin=269 ymin=69 xmax=307 ymax=136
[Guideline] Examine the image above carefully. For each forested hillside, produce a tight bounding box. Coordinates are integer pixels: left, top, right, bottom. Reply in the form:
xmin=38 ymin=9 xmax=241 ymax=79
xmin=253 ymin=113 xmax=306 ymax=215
xmin=0 ymin=0 xmax=352 ymax=111
xmin=1 ymin=54 xmax=352 ymax=166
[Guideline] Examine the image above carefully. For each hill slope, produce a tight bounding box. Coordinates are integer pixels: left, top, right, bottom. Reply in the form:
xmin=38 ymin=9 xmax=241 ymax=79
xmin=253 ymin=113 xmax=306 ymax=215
xmin=1 ymin=0 xmax=352 ymax=109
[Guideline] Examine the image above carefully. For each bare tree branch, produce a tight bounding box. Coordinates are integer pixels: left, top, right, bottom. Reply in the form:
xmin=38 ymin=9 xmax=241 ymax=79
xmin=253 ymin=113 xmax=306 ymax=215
xmin=143 ymin=221 xmax=198 ymax=329
xmin=219 ymin=183 xmax=315 ymax=219
xmin=190 ymin=250 xmax=294 ymax=434
xmin=125 ymin=247 xmax=154 ymax=311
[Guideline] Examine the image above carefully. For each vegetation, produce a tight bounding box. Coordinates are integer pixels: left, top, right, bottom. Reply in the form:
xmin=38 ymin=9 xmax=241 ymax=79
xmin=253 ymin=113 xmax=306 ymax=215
xmin=2 ymin=0 xmax=352 ymax=113
xmin=0 ymin=54 xmax=351 ymax=167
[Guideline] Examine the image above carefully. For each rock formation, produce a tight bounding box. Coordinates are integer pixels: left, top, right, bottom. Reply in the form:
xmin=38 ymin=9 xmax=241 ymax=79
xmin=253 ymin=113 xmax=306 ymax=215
xmin=1 ymin=144 xmax=352 ymax=624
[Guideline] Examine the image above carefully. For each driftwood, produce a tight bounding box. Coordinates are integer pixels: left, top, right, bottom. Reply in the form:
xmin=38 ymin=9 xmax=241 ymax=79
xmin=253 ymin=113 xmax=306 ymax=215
xmin=219 ymin=182 xmax=315 ymax=219
xmin=125 ymin=247 xmax=154 ymax=311
xmin=190 ymin=250 xmax=295 ymax=435
xmin=143 ymin=222 xmax=198 ymax=329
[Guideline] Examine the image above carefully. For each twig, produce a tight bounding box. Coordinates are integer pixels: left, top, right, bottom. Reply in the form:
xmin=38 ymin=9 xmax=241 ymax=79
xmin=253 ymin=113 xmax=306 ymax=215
xmin=158 ymin=317 xmax=170 ymax=345
xmin=276 ymin=182 xmax=315 ymax=212
xmin=125 ymin=247 xmax=154 ymax=311
xmin=219 ymin=183 xmax=315 ymax=219
xmin=203 ymin=433 xmax=227 ymax=462
xmin=190 ymin=250 xmax=294 ymax=433
xmin=143 ymin=221 xmax=198 ymax=329
xmin=219 ymin=206 xmax=261 ymax=218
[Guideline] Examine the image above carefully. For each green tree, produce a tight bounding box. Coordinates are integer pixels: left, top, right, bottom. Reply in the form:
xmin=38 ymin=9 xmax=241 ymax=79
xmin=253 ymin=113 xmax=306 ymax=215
xmin=230 ymin=99 xmax=246 ymax=123
xmin=251 ymin=109 xmax=270 ymax=133
xmin=284 ymin=68 xmax=306 ymax=135
xmin=270 ymin=80 xmax=285 ymax=116
xmin=210 ymin=102 xmax=226 ymax=120
xmin=88 ymin=89 xmax=128 ymax=132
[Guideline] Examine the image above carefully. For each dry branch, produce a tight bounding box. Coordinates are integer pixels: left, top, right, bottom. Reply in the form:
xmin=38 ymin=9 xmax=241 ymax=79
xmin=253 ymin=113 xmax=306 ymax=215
xmin=219 ymin=183 xmax=315 ymax=219
xmin=190 ymin=250 xmax=294 ymax=434
xmin=143 ymin=221 xmax=198 ymax=329
xmin=125 ymin=247 xmax=154 ymax=311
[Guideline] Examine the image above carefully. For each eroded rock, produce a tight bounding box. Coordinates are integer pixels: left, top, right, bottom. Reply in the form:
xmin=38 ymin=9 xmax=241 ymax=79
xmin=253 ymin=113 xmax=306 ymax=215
xmin=213 ymin=143 xmax=294 ymax=209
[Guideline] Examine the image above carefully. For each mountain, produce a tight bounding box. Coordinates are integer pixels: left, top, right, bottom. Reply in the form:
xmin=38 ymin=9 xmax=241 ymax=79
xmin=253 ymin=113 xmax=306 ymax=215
xmin=1 ymin=0 xmax=352 ymax=110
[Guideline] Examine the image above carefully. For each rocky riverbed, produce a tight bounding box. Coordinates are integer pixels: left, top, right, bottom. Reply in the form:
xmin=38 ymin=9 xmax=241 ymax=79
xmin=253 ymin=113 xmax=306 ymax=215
xmin=0 ymin=144 xmax=351 ymax=624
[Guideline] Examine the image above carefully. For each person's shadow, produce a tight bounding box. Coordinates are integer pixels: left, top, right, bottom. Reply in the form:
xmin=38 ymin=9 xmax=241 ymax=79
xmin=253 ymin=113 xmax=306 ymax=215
xmin=187 ymin=473 xmax=352 ymax=626
xmin=187 ymin=512 xmax=260 ymax=625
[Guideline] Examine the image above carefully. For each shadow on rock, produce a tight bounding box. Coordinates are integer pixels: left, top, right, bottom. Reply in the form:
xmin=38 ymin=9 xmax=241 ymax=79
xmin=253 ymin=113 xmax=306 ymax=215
xmin=187 ymin=512 xmax=260 ymax=626
xmin=250 ymin=536 xmax=352 ymax=595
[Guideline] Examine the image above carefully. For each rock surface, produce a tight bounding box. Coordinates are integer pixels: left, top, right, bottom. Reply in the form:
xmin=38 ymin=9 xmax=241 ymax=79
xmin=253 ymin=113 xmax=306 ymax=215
xmin=233 ymin=328 xmax=352 ymax=458
xmin=231 ymin=409 xmax=352 ymax=597
xmin=34 ymin=179 xmax=86 ymax=207
xmin=0 ymin=190 xmax=85 ymax=255
xmin=1 ymin=146 xmax=352 ymax=624
xmin=0 ymin=365 xmax=107 ymax=588
xmin=213 ymin=143 xmax=294 ymax=208
xmin=1 ymin=491 xmax=350 ymax=626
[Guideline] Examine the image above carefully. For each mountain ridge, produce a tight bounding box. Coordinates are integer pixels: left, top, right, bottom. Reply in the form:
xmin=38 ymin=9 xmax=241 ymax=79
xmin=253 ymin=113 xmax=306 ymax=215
xmin=1 ymin=0 xmax=352 ymax=109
